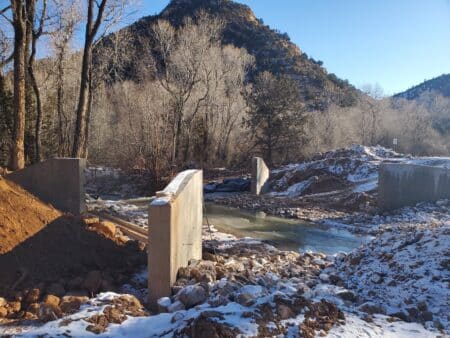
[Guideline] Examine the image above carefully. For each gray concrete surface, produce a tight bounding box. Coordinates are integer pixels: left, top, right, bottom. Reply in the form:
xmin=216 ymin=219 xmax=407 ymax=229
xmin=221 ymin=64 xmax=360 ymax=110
xmin=7 ymin=158 xmax=86 ymax=215
xmin=148 ymin=169 xmax=203 ymax=310
xmin=251 ymin=157 xmax=270 ymax=195
xmin=379 ymin=162 xmax=450 ymax=211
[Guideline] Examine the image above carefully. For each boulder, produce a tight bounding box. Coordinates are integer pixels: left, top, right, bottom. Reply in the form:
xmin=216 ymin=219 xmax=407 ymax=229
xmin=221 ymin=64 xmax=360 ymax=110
xmin=25 ymin=288 xmax=41 ymax=304
xmin=236 ymin=293 xmax=255 ymax=307
xmin=277 ymin=304 xmax=294 ymax=320
xmin=60 ymin=296 xmax=89 ymax=314
xmin=178 ymin=284 xmax=209 ymax=308
xmin=39 ymin=295 xmax=62 ymax=322
xmin=27 ymin=303 xmax=40 ymax=315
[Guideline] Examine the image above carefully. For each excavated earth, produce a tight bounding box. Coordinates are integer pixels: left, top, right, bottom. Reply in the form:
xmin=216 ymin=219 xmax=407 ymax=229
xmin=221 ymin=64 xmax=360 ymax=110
xmin=0 ymin=177 xmax=146 ymax=324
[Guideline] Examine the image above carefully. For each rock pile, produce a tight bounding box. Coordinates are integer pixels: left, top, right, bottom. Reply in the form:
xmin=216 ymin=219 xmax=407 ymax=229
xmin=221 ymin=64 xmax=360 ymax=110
xmin=155 ymin=239 xmax=346 ymax=337
xmin=327 ymin=220 xmax=449 ymax=333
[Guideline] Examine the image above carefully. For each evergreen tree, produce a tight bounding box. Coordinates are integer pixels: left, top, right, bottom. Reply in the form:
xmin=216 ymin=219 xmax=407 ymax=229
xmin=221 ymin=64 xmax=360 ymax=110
xmin=246 ymin=71 xmax=306 ymax=165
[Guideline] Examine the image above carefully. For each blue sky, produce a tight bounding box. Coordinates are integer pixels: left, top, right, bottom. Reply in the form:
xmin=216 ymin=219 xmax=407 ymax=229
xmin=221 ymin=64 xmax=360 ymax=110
xmin=120 ymin=0 xmax=450 ymax=95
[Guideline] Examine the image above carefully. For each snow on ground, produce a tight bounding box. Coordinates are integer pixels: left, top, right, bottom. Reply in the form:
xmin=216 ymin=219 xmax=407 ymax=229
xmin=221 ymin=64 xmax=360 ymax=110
xmin=7 ymin=234 xmax=443 ymax=338
xmin=270 ymin=144 xmax=450 ymax=199
xmin=75 ymin=146 xmax=449 ymax=337
xmin=325 ymin=313 xmax=438 ymax=338
xmin=87 ymin=198 xmax=149 ymax=228
xmin=271 ymin=145 xmax=404 ymax=193
xmin=326 ymin=214 xmax=449 ymax=334
xmin=12 ymin=293 xmax=439 ymax=338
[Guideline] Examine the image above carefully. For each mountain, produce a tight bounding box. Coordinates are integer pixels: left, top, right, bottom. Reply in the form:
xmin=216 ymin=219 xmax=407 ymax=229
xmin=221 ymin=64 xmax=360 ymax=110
xmin=394 ymin=73 xmax=450 ymax=100
xmin=394 ymin=74 xmax=450 ymax=140
xmin=99 ymin=0 xmax=361 ymax=110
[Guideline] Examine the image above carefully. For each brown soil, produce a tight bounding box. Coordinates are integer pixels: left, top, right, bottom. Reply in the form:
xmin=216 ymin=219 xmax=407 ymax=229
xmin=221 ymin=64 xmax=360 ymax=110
xmin=0 ymin=177 xmax=146 ymax=298
xmin=0 ymin=177 xmax=62 ymax=255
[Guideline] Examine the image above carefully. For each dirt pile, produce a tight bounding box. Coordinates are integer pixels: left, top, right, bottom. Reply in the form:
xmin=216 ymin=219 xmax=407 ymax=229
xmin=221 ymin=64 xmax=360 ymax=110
xmin=0 ymin=177 xmax=62 ymax=255
xmin=0 ymin=177 xmax=146 ymax=322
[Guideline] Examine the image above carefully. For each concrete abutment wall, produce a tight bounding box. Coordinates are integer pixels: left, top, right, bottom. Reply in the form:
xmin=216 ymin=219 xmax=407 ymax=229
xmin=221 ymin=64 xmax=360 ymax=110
xmin=379 ymin=163 xmax=450 ymax=211
xmin=7 ymin=158 xmax=86 ymax=215
xmin=148 ymin=169 xmax=203 ymax=310
xmin=251 ymin=157 xmax=269 ymax=195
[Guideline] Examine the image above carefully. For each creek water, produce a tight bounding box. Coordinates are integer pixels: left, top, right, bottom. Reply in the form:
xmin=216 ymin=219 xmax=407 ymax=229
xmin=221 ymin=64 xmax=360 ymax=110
xmin=204 ymin=203 xmax=369 ymax=254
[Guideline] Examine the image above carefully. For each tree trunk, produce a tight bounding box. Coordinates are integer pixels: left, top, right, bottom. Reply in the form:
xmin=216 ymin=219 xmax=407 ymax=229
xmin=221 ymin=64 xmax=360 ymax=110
xmin=72 ymin=43 xmax=92 ymax=158
xmin=56 ymin=50 xmax=67 ymax=156
xmin=9 ymin=0 xmax=27 ymax=170
xmin=72 ymin=0 xmax=107 ymax=158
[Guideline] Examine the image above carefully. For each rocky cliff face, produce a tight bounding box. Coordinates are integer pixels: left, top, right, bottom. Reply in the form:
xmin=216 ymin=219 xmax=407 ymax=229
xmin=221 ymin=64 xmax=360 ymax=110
xmin=99 ymin=0 xmax=362 ymax=111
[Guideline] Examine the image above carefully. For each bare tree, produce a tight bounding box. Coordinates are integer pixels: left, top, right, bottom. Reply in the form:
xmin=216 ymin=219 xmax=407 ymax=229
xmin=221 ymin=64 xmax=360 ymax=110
xmin=72 ymin=0 xmax=128 ymax=158
xmin=50 ymin=0 xmax=81 ymax=156
xmin=72 ymin=0 xmax=108 ymax=158
xmin=7 ymin=0 xmax=28 ymax=170
xmin=27 ymin=0 xmax=47 ymax=162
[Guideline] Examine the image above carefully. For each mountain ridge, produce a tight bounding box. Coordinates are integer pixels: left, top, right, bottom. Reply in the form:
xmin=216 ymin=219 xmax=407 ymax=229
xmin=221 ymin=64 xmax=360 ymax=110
xmin=394 ymin=73 xmax=450 ymax=100
xmin=98 ymin=0 xmax=362 ymax=110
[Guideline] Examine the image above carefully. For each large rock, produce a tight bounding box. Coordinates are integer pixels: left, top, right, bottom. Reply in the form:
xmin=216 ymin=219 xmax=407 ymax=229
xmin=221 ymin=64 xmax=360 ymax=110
xmin=39 ymin=295 xmax=62 ymax=322
xmin=60 ymin=295 xmax=89 ymax=314
xmin=178 ymin=284 xmax=209 ymax=308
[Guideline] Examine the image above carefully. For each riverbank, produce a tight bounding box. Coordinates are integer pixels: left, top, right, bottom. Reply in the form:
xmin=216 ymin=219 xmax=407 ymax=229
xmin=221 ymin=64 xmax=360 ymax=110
xmin=4 ymin=226 xmax=445 ymax=337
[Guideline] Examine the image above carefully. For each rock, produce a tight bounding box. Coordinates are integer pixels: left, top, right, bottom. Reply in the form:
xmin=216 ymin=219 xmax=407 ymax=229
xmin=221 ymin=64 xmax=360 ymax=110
xmin=22 ymin=311 xmax=37 ymax=320
xmin=27 ymin=303 xmax=40 ymax=315
xmin=224 ymin=260 xmax=245 ymax=272
xmin=319 ymin=273 xmax=330 ymax=282
xmin=337 ymin=290 xmax=356 ymax=302
xmin=236 ymin=293 xmax=255 ymax=307
xmin=0 ymin=297 xmax=7 ymax=307
xmin=328 ymin=274 xmax=343 ymax=286
xmin=0 ymin=307 xmax=7 ymax=318
xmin=103 ymin=305 xmax=127 ymax=324
xmin=83 ymin=270 xmax=103 ymax=294
xmin=157 ymin=297 xmax=172 ymax=313
xmin=420 ymin=311 xmax=433 ymax=322
xmin=359 ymin=302 xmax=384 ymax=315
xmin=349 ymin=255 xmax=362 ymax=265
xmin=177 ymin=267 xmax=191 ymax=280
xmin=203 ymin=252 xmax=218 ymax=262
xmin=59 ymin=296 xmax=89 ymax=314
xmin=25 ymin=288 xmax=41 ymax=304
xmin=417 ymin=301 xmax=428 ymax=312
xmin=277 ymin=304 xmax=294 ymax=319
xmin=46 ymin=283 xmax=66 ymax=297
xmin=93 ymin=221 xmax=116 ymax=238
xmin=7 ymin=301 xmax=21 ymax=314
xmin=43 ymin=295 xmax=60 ymax=307
xmin=167 ymin=300 xmax=185 ymax=313
xmin=39 ymin=295 xmax=62 ymax=322
xmin=178 ymin=284 xmax=208 ymax=308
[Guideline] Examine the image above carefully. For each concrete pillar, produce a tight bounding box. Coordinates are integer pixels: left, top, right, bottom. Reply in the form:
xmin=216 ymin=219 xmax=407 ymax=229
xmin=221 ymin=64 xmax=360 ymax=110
xmin=148 ymin=170 xmax=203 ymax=310
xmin=251 ymin=157 xmax=270 ymax=195
xmin=7 ymin=158 xmax=86 ymax=215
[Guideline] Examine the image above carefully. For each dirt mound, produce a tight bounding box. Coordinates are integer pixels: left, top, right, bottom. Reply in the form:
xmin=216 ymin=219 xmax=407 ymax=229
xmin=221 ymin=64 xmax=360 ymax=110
xmin=0 ymin=178 xmax=62 ymax=255
xmin=0 ymin=177 xmax=146 ymax=301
